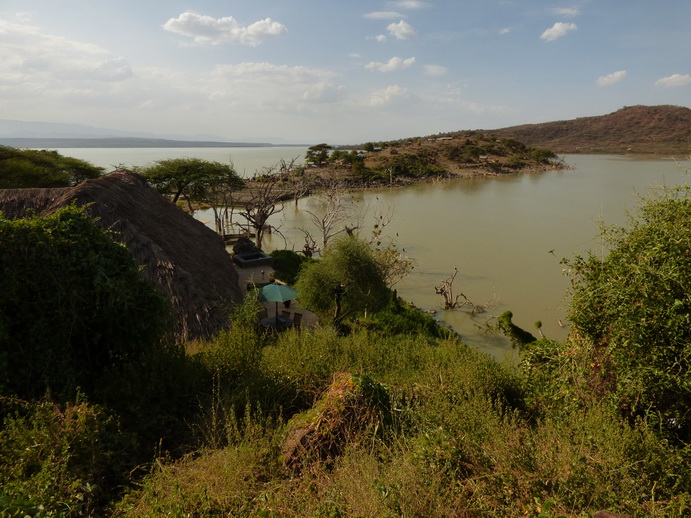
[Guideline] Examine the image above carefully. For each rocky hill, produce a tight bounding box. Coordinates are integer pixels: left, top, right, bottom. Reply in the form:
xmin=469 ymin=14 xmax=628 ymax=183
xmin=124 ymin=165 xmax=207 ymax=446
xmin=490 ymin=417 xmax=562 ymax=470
xmin=484 ymin=105 xmax=691 ymax=155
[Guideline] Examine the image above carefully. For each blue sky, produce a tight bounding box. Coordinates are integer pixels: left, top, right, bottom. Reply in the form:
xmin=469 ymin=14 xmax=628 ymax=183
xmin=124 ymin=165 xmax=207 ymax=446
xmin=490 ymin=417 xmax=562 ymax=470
xmin=0 ymin=0 xmax=689 ymax=144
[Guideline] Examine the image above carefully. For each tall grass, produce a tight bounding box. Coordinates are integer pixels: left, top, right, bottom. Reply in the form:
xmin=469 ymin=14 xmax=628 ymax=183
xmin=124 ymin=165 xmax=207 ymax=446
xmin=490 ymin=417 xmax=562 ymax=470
xmin=113 ymin=318 xmax=690 ymax=517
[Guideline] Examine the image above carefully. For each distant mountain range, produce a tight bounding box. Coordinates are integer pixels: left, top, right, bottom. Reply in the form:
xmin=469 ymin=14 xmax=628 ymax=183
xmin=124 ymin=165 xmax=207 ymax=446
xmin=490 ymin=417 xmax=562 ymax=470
xmin=0 ymin=137 xmax=274 ymax=149
xmin=0 ymin=119 xmax=292 ymax=147
xmin=3 ymin=105 xmax=689 ymax=154
xmin=485 ymin=105 xmax=691 ymax=155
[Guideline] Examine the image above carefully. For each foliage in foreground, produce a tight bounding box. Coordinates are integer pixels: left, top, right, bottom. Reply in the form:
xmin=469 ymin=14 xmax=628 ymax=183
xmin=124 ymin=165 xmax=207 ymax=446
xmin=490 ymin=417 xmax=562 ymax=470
xmin=0 ymin=205 xmax=170 ymax=400
xmin=524 ymin=186 xmax=691 ymax=441
xmin=115 ymin=322 xmax=691 ymax=517
xmin=4 ymin=183 xmax=691 ymax=516
xmin=0 ymin=146 xmax=104 ymax=188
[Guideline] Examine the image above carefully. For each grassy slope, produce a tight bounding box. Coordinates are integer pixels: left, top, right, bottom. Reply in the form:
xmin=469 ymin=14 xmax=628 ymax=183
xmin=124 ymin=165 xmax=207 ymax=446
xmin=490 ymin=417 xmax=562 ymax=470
xmin=111 ymin=303 xmax=691 ymax=517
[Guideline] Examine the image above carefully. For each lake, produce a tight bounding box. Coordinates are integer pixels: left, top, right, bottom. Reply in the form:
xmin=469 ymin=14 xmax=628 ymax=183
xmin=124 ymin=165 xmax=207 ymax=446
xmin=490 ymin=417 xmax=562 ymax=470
xmin=55 ymin=146 xmax=691 ymax=359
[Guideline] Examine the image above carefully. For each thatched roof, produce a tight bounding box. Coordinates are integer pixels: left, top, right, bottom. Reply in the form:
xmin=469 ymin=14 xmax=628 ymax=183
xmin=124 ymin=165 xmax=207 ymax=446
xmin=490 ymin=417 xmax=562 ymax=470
xmin=0 ymin=171 xmax=243 ymax=341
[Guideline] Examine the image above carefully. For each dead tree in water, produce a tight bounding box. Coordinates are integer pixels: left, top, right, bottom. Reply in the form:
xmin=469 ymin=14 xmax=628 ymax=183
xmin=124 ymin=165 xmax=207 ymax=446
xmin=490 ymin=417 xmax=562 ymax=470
xmin=435 ymin=268 xmax=488 ymax=313
xmin=240 ymin=159 xmax=296 ymax=249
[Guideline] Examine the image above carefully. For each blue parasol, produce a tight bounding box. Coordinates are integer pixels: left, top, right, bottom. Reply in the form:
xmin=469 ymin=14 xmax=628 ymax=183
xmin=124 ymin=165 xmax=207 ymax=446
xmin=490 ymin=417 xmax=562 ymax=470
xmin=260 ymin=282 xmax=298 ymax=325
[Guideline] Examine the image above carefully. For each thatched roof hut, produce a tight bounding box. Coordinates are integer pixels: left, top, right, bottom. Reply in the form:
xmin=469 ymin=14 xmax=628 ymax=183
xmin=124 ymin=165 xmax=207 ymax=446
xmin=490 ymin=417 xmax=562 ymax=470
xmin=0 ymin=170 xmax=243 ymax=341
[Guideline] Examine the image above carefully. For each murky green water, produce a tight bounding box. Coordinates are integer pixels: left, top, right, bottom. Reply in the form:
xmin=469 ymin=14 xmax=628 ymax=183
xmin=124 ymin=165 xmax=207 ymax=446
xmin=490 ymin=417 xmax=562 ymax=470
xmin=265 ymin=155 xmax=691 ymax=358
xmin=54 ymin=147 xmax=690 ymax=358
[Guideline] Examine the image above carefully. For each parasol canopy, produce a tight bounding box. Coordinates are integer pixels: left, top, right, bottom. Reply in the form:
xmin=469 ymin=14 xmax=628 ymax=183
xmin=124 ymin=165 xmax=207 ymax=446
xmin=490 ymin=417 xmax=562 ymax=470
xmin=259 ymin=282 xmax=299 ymax=327
xmin=260 ymin=282 xmax=298 ymax=303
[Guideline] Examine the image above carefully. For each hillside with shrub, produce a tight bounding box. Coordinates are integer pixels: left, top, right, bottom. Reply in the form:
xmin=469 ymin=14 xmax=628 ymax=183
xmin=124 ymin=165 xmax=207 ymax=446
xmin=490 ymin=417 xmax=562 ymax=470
xmin=303 ymin=133 xmax=564 ymax=188
xmin=486 ymin=104 xmax=691 ymax=155
xmin=3 ymin=169 xmax=691 ymax=515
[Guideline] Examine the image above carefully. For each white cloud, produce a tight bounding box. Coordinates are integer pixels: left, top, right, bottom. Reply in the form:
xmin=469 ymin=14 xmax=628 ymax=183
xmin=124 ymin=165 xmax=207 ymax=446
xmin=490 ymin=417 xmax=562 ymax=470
xmin=655 ymin=74 xmax=691 ymax=88
xmin=550 ymin=7 xmax=580 ymax=17
xmin=540 ymin=22 xmax=577 ymax=41
xmin=365 ymin=56 xmax=416 ymax=72
xmin=499 ymin=27 xmax=511 ymax=35
xmin=368 ymin=85 xmax=408 ymax=106
xmin=375 ymin=34 xmax=388 ymax=42
xmin=302 ymin=82 xmax=347 ymax=103
xmin=424 ymin=64 xmax=448 ymax=77
xmin=208 ymin=62 xmax=344 ymax=109
xmin=14 ymin=11 xmax=34 ymax=23
xmin=387 ymin=20 xmax=417 ymax=40
xmin=388 ymin=0 xmax=429 ymax=9
xmin=162 ymin=12 xmax=287 ymax=46
xmin=597 ymin=70 xmax=627 ymax=86
xmin=364 ymin=11 xmax=405 ymax=20
xmin=0 ymin=19 xmax=133 ymax=86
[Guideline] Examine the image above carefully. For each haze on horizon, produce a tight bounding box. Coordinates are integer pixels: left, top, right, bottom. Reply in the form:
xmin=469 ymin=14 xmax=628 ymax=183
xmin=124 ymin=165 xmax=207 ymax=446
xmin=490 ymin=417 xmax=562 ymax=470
xmin=0 ymin=1 xmax=689 ymax=145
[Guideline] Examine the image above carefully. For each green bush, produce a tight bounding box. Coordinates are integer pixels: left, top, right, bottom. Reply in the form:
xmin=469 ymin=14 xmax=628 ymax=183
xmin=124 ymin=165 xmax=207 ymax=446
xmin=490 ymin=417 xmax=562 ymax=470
xmin=0 ymin=205 xmax=170 ymax=400
xmin=0 ymin=146 xmax=103 ymax=188
xmin=565 ymin=187 xmax=691 ymax=439
xmin=295 ymin=236 xmax=391 ymax=324
xmin=355 ymin=297 xmax=454 ymax=340
xmin=0 ymin=398 xmax=135 ymax=516
xmin=270 ymin=249 xmax=313 ymax=285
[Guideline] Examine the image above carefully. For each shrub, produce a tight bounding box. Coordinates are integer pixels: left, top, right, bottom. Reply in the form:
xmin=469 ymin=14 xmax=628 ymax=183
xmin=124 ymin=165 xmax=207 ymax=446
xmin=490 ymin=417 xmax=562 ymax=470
xmin=295 ymin=236 xmax=391 ymax=324
xmin=0 ymin=205 xmax=170 ymax=400
xmin=565 ymin=186 xmax=691 ymax=438
xmin=270 ymin=249 xmax=312 ymax=285
xmin=0 ymin=398 xmax=135 ymax=516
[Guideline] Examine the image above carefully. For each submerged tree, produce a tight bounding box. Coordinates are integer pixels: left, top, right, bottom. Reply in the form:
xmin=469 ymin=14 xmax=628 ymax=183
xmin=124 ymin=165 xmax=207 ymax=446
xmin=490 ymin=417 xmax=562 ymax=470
xmin=240 ymin=159 xmax=297 ymax=249
xmin=302 ymin=181 xmax=359 ymax=254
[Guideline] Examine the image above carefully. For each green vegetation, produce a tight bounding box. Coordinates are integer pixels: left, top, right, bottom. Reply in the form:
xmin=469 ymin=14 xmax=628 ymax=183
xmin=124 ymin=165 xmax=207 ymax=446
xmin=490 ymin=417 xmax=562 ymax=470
xmin=0 ymin=146 xmax=104 ymax=188
xmin=0 ymin=205 xmax=169 ymax=400
xmin=295 ymin=235 xmax=391 ymax=325
xmin=139 ymin=157 xmax=244 ymax=212
xmin=537 ymin=186 xmax=691 ymax=440
xmin=306 ymin=133 xmax=564 ymax=186
xmin=305 ymin=143 xmax=333 ymax=165
xmin=2 ymin=179 xmax=691 ymax=516
xmin=269 ymin=249 xmax=313 ymax=285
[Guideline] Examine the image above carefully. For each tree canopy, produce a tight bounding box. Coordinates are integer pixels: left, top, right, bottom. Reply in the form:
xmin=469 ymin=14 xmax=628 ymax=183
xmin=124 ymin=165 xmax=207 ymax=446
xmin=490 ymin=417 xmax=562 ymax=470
xmin=140 ymin=157 xmax=244 ymax=212
xmin=305 ymin=143 xmax=332 ymax=165
xmin=0 ymin=146 xmax=104 ymax=188
xmin=295 ymin=235 xmax=390 ymax=323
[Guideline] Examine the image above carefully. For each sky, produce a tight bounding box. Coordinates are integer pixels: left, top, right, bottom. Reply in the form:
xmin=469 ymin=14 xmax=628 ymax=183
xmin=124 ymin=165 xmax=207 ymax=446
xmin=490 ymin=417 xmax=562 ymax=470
xmin=0 ymin=0 xmax=689 ymax=144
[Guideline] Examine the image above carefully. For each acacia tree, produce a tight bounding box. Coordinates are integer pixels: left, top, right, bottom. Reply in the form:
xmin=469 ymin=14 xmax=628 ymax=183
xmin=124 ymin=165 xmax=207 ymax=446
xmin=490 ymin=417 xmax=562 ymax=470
xmin=202 ymin=162 xmax=246 ymax=235
xmin=305 ymin=143 xmax=332 ymax=165
xmin=141 ymin=158 xmax=243 ymax=215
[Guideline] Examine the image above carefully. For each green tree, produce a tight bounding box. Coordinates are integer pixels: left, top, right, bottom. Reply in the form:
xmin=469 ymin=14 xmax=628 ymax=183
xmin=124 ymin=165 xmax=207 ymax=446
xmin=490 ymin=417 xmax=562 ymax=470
xmin=295 ymin=235 xmax=390 ymax=324
xmin=563 ymin=186 xmax=691 ymax=438
xmin=0 ymin=146 xmax=104 ymax=188
xmin=305 ymin=143 xmax=332 ymax=165
xmin=140 ymin=157 xmax=243 ymax=213
xmin=0 ymin=205 xmax=169 ymax=400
